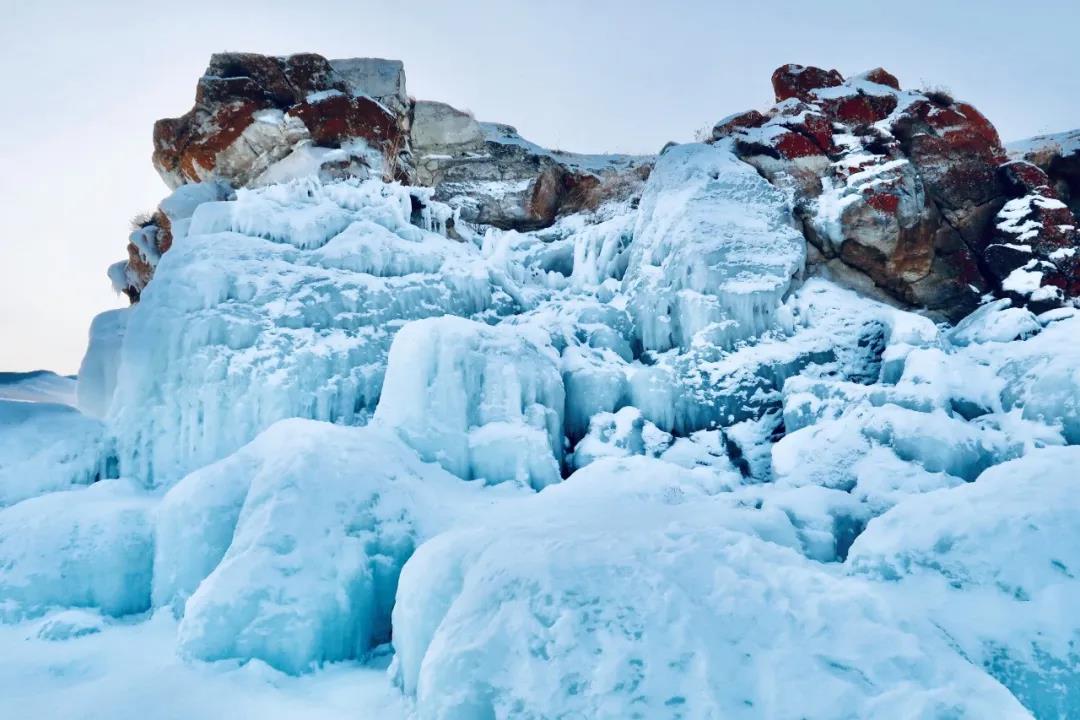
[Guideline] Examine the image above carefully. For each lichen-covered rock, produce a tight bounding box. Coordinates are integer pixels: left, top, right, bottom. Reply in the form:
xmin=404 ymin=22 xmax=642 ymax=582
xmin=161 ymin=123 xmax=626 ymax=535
xmin=986 ymin=161 xmax=1080 ymax=307
xmin=771 ymin=64 xmax=844 ymax=103
xmin=1009 ymin=129 xmax=1080 ymax=216
xmin=717 ymin=63 xmax=1077 ymax=318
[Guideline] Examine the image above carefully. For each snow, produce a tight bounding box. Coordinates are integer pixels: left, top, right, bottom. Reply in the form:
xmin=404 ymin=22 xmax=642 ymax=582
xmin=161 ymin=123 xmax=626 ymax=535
xmin=624 ymin=142 xmax=805 ymax=353
xmin=0 ymin=610 xmax=406 ymax=720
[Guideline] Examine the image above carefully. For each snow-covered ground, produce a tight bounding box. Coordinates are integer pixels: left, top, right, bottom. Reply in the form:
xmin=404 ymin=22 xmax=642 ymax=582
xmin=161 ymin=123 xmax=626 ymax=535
xmin=0 ymin=611 xmax=406 ymax=720
xmin=3 ymin=140 xmax=1080 ymax=718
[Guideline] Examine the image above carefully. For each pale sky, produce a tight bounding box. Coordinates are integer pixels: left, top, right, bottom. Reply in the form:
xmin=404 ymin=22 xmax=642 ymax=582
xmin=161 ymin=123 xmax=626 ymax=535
xmin=1 ymin=0 xmax=1077 ymax=373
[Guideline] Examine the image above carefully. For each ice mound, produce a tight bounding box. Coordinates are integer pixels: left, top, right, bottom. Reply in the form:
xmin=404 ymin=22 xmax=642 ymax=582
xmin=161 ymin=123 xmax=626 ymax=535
xmin=160 ymin=418 xmax=509 ymax=674
xmin=103 ymin=178 xmax=495 ymax=486
xmin=624 ymin=142 xmax=805 ymax=353
xmin=0 ymin=479 xmax=154 ymax=620
xmin=0 ymin=399 xmax=109 ymax=508
xmin=391 ymin=458 xmax=1027 ymax=719
xmin=34 ymin=608 xmax=105 ymax=641
xmin=568 ymin=406 xmax=671 ymax=470
xmin=848 ymin=447 xmax=1080 ymax=718
xmin=375 ymin=316 xmax=565 ymax=489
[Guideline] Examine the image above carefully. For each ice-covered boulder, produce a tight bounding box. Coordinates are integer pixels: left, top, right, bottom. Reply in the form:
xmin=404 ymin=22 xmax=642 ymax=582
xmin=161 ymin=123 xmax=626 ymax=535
xmin=101 ymin=179 xmax=493 ymax=486
xmin=568 ymin=406 xmax=671 ymax=470
xmin=848 ymin=447 xmax=1080 ymax=718
xmin=158 ymin=419 xmax=507 ymax=674
xmin=375 ymin=316 xmax=565 ymax=489
xmin=0 ymin=399 xmax=109 ymax=508
xmin=0 ymin=479 xmax=154 ymax=620
xmin=391 ymin=456 xmax=1027 ymax=719
xmin=623 ymin=142 xmax=805 ymax=353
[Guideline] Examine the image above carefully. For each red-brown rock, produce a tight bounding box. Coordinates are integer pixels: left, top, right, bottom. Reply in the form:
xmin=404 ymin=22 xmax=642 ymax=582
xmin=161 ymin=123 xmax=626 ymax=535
xmin=152 ymin=52 xmax=409 ymax=188
xmin=771 ymin=64 xmax=844 ymax=103
xmin=862 ymin=68 xmax=900 ymax=90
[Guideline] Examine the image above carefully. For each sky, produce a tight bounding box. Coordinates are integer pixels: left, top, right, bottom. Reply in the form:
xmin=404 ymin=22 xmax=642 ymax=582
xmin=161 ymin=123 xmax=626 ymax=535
xmin=1 ymin=0 xmax=1078 ymax=374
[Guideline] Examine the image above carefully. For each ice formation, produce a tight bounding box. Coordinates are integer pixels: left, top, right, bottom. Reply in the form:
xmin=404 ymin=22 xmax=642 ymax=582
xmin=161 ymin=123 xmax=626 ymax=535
xmin=158 ymin=419 xmax=512 ymax=674
xmin=624 ymin=142 xmax=805 ymax=353
xmin=101 ymin=178 xmax=496 ymax=486
xmin=375 ymin=316 xmax=565 ymax=489
xmin=6 ymin=54 xmax=1080 ymax=720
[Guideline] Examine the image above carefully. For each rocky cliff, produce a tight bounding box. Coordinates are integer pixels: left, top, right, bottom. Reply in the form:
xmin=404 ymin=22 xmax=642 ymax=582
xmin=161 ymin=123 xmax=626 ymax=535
xmin=111 ymin=54 xmax=1080 ymax=320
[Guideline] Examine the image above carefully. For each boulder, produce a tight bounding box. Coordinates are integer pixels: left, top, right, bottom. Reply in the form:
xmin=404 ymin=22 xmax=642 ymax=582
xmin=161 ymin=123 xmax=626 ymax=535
xmin=771 ymin=64 xmax=844 ymax=103
xmin=329 ymin=58 xmax=409 ymax=115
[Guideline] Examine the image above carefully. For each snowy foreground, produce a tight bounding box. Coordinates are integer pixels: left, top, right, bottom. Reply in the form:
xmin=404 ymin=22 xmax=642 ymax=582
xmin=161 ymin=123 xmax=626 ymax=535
xmin=3 ymin=142 xmax=1080 ymax=718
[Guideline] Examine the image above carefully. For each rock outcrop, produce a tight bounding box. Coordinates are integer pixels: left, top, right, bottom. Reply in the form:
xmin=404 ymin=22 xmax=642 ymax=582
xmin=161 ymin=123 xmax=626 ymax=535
xmin=152 ymin=53 xmax=409 ymax=190
xmin=115 ymin=54 xmax=1078 ymax=317
xmin=714 ymin=64 xmax=1079 ymax=318
xmin=1009 ymin=129 xmax=1080 ymax=216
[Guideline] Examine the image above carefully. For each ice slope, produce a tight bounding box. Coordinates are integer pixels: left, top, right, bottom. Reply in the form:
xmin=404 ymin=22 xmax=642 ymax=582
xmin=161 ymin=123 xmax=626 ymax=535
xmin=102 ymin=178 xmax=496 ymax=486
xmin=624 ymin=142 xmax=805 ymax=353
